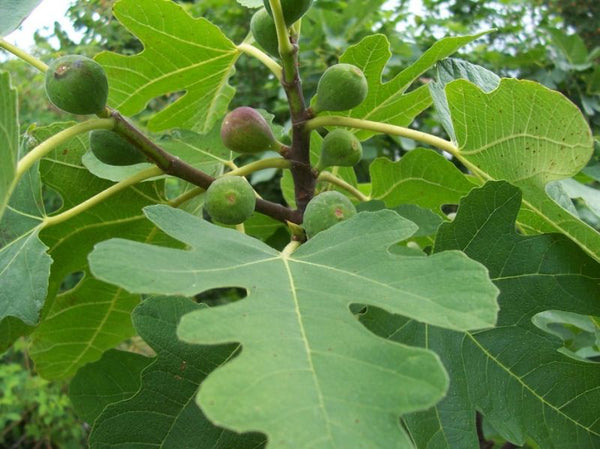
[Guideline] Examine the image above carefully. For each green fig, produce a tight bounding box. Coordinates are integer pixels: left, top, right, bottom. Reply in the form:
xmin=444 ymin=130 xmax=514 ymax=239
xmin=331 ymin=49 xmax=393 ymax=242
xmin=45 ymin=55 xmax=108 ymax=115
xmin=89 ymin=130 xmax=146 ymax=166
xmin=317 ymin=129 xmax=362 ymax=170
xmin=263 ymin=0 xmax=313 ymax=26
xmin=303 ymin=191 xmax=356 ymax=238
xmin=205 ymin=176 xmax=256 ymax=225
xmin=314 ymin=63 xmax=368 ymax=113
xmin=251 ymin=9 xmax=279 ymax=56
xmin=221 ymin=107 xmax=279 ymax=154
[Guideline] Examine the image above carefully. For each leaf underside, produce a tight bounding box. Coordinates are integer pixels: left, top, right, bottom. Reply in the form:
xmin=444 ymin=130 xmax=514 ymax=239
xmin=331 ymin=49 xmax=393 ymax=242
xmin=89 ymin=205 xmax=499 ymax=448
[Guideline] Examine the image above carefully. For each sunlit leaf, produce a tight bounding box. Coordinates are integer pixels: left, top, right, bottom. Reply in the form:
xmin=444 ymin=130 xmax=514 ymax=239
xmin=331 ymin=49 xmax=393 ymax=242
xmin=96 ymin=0 xmax=239 ymax=132
xmin=447 ymin=78 xmax=599 ymax=261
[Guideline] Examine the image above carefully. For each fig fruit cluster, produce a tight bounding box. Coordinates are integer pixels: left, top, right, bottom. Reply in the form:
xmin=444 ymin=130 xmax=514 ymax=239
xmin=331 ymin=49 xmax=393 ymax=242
xmin=45 ymin=55 xmax=108 ymax=115
xmin=302 ymin=191 xmax=357 ymax=238
xmin=205 ymin=176 xmax=256 ymax=225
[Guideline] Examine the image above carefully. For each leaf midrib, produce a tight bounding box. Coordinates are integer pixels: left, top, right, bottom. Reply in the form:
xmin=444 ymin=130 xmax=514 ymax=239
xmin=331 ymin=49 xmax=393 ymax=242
xmin=281 ymin=252 xmax=335 ymax=447
xmin=466 ymin=332 xmax=600 ymax=436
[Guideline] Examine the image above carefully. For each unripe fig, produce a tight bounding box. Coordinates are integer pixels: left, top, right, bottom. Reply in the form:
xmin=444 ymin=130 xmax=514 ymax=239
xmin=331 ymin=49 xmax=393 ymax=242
xmin=205 ymin=176 xmax=256 ymax=225
xmin=263 ymin=0 xmax=313 ymax=26
xmin=251 ymin=9 xmax=279 ymax=56
xmin=45 ymin=55 xmax=108 ymax=115
xmin=317 ymin=129 xmax=362 ymax=170
xmin=314 ymin=63 xmax=368 ymax=113
xmin=303 ymin=191 xmax=357 ymax=238
xmin=221 ymin=107 xmax=278 ymax=154
xmin=90 ymin=130 xmax=146 ymax=166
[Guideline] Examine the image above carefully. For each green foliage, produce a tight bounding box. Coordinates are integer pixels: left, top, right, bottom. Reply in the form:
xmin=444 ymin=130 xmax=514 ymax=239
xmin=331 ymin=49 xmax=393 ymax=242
xmin=205 ymin=176 xmax=256 ymax=225
xmin=45 ymin=55 xmax=108 ymax=115
xmin=302 ymin=190 xmax=357 ymax=238
xmin=0 ymin=342 xmax=87 ymax=448
xmin=1 ymin=0 xmax=599 ymax=447
xmin=86 ymin=297 xmax=265 ymax=448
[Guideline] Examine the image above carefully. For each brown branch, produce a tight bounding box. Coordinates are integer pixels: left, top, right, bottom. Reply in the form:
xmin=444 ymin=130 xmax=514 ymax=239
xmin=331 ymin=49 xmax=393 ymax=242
xmin=111 ymin=110 xmax=300 ymax=224
xmin=476 ymin=413 xmax=494 ymax=449
xmin=279 ymin=37 xmax=316 ymax=216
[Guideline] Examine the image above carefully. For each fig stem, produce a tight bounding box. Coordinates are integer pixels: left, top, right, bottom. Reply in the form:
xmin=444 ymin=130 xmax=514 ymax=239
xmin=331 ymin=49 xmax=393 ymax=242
xmin=16 ymin=118 xmax=115 ymax=182
xmin=168 ymin=186 xmax=204 ymax=208
xmin=0 ymin=39 xmax=48 ymax=72
xmin=110 ymin=110 xmax=300 ymax=224
xmin=269 ymin=0 xmax=315 ymax=215
xmin=268 ymin=0 xmax=294 ymax=59
xmin=168 ymin=158 xmax=289 ymax=207
xmin=306 ymin=116 xmax=459 ymax=156
xmin=317 ymin=171 xmax=370 ymax=202
xmin=237 ymin=43 xmax=282 ymax=79
xmin=281 ymin=239 xmax=301 ymax=257
xmin=235 ymin=223 xmax=246 ymax=234
xmin=41 ymin=166 xmax=163 ymax=228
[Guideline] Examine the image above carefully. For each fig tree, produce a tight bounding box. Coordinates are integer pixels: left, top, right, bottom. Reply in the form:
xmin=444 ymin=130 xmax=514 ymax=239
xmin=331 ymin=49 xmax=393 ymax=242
xmin=45 ymin=55 xmax=108 ymax=115
xmin=221 ymin=107 xmax=279 ymax=154
xmin=317 ymin=129 xmax=362 ymax=170
xmin=205 ymin=176 xmax=256 ymax=225
xmin=314 ymin=63 xmax=368 ymax=113
xmin=251 ymin=9 xmax=279 ymax=56
xmin=263 ymin=0 xmax=313 ymax=26
xmin=303 ymin=191 xmax=356 ymax=238
xmin=90 ymin=130 xmax=146 ymax=166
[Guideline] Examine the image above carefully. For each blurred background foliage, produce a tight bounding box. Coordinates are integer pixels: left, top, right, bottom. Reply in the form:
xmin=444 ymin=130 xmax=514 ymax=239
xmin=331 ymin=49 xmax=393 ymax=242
xmin=1 ymin=0 xmax=599 ymax=447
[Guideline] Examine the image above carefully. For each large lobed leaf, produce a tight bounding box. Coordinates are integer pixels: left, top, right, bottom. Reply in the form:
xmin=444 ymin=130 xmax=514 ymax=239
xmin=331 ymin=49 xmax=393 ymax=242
xmin=89 ymin=206 xmax=499 ymax=448
xmin=365 ymin=182 xmax=600 ymax=448
xmin=96 ymin=0 xmax=239 ymax=132
xmin=445 ymin=78 xmax=599 ymax=261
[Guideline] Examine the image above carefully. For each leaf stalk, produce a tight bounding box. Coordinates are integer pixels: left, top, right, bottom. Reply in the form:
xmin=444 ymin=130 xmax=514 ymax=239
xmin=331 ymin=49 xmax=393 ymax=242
xmin=317 ymin=171 xmax=370 ymax=202
xmin=0 ymin=39 xmax=48 ymax=72
xmin=306 ymin=116 xmax=459 ymax=156
xmin=42 ymin=166 xmax=163 ymax=228
xmin=237 ymin=43 xmax=283 ymax=79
